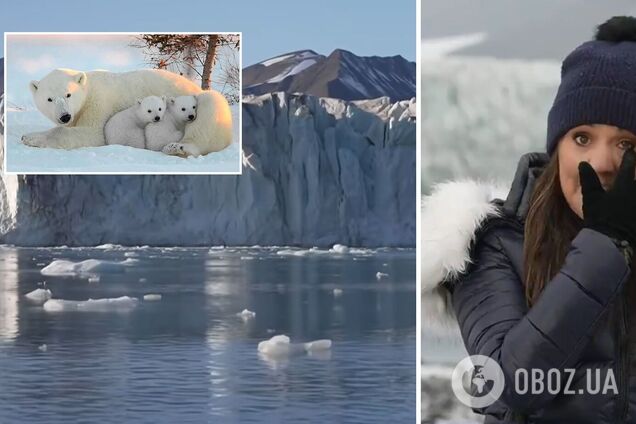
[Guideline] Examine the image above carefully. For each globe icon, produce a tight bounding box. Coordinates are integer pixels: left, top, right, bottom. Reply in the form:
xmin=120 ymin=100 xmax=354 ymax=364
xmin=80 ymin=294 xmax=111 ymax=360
xmin=464 ymin=365 xmax=496 ymax=398
xmin=453 ymin=355 xmax=505 ymax=408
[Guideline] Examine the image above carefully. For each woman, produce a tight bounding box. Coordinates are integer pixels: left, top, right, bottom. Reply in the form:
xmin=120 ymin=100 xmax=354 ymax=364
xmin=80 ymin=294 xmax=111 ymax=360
xmin=423 ymin=16 xmax=636 ymax=423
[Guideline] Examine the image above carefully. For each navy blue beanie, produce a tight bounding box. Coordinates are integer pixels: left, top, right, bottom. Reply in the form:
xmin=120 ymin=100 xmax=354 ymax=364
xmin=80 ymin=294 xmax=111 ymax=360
xmin=547 ymin=16 xmax=636 ymax=155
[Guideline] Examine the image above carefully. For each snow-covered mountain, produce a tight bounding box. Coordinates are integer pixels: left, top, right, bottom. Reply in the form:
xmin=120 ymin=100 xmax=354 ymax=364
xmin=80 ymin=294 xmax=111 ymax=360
xmin=0 ymin=92 xmax=416 ymax=247
xmin=243 ymin=50 xmax=325 ymax=92
xmin=244 ymin=49 xmax=416 ymax=102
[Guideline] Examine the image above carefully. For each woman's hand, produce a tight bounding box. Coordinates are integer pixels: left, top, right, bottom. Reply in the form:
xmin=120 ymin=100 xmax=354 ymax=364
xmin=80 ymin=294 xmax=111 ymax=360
xmin=578 ymin=148 xmax=636 ymax=249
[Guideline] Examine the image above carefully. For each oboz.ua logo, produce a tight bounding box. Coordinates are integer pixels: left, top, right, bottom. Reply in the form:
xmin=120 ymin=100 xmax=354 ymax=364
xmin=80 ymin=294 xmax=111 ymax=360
xmin=451 ymin=355 xmax=505 ymax=408
xmin=451 ymin=355 xmax=620 ymax=408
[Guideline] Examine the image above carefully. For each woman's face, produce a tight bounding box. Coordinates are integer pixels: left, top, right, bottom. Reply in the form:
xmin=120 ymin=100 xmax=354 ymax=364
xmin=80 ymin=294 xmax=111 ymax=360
xmin=558 ymin=124 xmax=636 ymax=219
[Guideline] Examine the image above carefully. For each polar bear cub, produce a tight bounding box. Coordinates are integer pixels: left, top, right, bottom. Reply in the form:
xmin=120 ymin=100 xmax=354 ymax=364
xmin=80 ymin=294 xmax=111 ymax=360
xmin=105 ymin=95 xmax=166 ymax=149
xmin=145 ymin=95 xmax=197 ymax=153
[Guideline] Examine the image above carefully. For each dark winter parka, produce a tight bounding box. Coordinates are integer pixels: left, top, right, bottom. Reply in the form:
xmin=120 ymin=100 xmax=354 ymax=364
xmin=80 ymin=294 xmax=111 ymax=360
xmin=422 ymin=152 xmax=635 ymax=423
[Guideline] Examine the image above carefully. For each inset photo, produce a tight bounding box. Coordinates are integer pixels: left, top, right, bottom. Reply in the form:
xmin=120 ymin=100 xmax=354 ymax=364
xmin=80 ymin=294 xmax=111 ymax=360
xmin=4 ymin=32 xmax=241 ymax=174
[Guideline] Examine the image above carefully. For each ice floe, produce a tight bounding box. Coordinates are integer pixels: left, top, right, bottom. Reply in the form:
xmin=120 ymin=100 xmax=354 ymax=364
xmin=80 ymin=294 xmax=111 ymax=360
xmin=42 ymin=296 xmax=138 ymax=312
xmin=25 ymin=288 xmax=52 ymax=305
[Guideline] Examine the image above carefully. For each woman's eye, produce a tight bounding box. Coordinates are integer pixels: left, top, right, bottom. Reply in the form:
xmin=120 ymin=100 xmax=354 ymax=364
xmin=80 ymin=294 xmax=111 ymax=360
xmin=619 ymin=140 xmax=635 ymax=150
xmin=182 ymin=108 xmax=186 ymax=111
xmin=66 ymin=93 xmax=71 ymax=98
xmin=574 ymin=134 xmax=590 ymax=146
xmin=147 ymin=110 xmax=151 ymax=113
xmin=47 ymin=98 xmax=52 ymax=102
xmin=193 ymin=106 xmax=196 ymax=109
xmin=159 ymin=108 xmax=162 ymax=111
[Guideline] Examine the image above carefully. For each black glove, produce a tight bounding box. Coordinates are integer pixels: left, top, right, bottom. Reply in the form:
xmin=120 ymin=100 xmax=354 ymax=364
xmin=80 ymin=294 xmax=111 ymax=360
xmin=578 ymin=148 xmax=636 ymax=262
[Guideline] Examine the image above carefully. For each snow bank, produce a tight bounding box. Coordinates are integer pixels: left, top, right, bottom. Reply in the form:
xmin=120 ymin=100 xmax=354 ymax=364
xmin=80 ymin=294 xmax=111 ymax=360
xmin=5 ymin=105 xmax=241 ymax=173
xmin=42 ymin=296 xmax=138 ymax=312
xmin=41 ymin=258 xmax=138 ymax=276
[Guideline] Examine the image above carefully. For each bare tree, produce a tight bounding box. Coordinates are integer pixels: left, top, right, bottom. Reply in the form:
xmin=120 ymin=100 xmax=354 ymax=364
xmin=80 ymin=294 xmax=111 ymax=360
xmin=131 ymin=34 xmax=240 ymax=94
xmin=213 ymin=42 xmax=241 ymax=105
xmin=200 ymin=35 xmax=219 ymax=89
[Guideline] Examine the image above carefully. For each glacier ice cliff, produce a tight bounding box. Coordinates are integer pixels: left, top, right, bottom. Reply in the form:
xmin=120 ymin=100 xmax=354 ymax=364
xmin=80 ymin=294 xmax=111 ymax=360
xmin=0 ymin=92 xmax=415 ymax=247
xmin=422 ymin=56 xmax=560 ymax=193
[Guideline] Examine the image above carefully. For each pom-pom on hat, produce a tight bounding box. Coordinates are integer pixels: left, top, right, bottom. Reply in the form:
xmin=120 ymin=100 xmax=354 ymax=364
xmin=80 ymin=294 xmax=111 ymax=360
xmin=546 ymin=16 xmax=636 ymax=155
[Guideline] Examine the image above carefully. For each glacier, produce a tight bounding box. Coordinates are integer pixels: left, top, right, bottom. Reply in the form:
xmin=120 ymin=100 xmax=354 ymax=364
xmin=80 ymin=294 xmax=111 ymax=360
xmin=422 ymin=56 xmax=560 ymax=193
xmin=0 ymin=92 xmax=415 ymax=247
xmin=421 ymin=56 xmax=562 ymax=424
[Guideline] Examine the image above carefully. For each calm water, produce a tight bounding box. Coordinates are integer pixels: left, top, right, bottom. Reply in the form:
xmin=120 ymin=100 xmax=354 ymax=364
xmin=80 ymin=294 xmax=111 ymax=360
xmin=0 ymin=246 xmax=415 ymax=423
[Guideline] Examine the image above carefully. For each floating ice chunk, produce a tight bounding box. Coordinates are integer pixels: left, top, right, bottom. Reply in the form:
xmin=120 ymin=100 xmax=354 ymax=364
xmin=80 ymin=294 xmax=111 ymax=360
xmin=376 ymin=272 xmax=389 ymax=280
xmin=143 ymin=294 xmax=162 ymax=301
xmin=42 ymin=296 xmax=138 ymax=312
xmin=124 ymin=252 xmax=137 ymax=257
xmin=94 ymin=243 xmax=121 ymax=250
xmin=38 ymin=344 xmax=47 ymax=352
xmin=41 ymin=258 xmax=139 ymax=276
xmin=257 ymin=334 xmax=332 ymax=357
xmin=330 ymin=244 xmax=349 ymax=254
xmin=139 ymin=278 xmax=147 ymax=283
xmin=329 ymin=245 xmax=375 ymax=255
xmin=88 ymin=276 xmax=100 ymax=284
xmin=25 ymin=288 xmax=52 ymax=305
xmin=238 ymin=309 xmax=256 ymax=320
xmin=276 ymin=249 xmax=309 ymax=256
xmin=275 ymin=245 xmax=375 ymax=257
xmin=303 ymin=339 xmax=332 ymax=352
xmin=258 ymin=335 xmax=296 ymax=356
xmin=333 ymin=288 xmax=343 ymax=297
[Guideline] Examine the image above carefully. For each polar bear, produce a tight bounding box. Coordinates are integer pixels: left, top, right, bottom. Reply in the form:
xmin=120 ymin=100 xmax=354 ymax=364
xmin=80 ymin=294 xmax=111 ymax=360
xmin=145 ymin=95 xmax=197 ymax=153
xmin=23 ymin=68 xmax=232 ymax=156
xmin=105 ymin=95 xmax=166 ymax=149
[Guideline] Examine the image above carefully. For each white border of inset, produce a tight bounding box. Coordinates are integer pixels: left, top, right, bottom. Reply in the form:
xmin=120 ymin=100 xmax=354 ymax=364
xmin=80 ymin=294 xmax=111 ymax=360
xmin=416 ymin=0 xmax=422 ymax=421
xmin=3 ymin=31 xmax=243 ymax=176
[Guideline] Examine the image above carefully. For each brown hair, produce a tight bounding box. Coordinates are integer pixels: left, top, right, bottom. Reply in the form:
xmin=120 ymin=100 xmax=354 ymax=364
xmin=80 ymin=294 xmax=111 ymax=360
xmin=523 ymin=153 xmax=583 ymax=306
xmin=523 ymin=152 xmax=636 ymax=306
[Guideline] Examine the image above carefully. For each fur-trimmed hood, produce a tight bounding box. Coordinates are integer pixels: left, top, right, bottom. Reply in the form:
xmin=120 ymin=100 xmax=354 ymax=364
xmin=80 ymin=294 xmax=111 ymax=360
xmin=421 ymin=152 xmax=550 ymax=334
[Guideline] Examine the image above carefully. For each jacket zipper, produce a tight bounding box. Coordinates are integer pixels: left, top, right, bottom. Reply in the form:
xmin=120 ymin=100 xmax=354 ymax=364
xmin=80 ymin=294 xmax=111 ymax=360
xmin=617 ymin=294 xmax=629 ymax=422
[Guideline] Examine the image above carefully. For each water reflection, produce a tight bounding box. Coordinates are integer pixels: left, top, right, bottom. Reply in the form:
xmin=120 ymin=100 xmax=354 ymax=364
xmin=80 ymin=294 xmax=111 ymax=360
xmin=0 ymin=246 xmax=415 ymax=423
xmin=0 ymin=248 xmax=18 ymax=341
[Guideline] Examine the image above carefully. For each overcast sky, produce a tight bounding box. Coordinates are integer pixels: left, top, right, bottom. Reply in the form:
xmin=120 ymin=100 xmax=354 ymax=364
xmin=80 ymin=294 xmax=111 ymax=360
xmin=422 ymin=0 xmax=636 ymax=60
